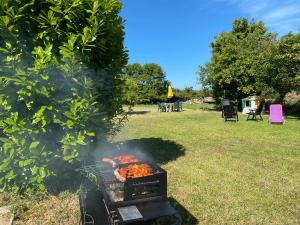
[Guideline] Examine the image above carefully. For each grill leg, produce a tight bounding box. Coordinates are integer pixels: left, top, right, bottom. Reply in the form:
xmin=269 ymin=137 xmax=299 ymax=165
xmin=103 ymin=199 xmax=120 ymax=225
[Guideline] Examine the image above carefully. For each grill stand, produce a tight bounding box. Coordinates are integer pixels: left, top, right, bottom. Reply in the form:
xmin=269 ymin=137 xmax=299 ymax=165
xmin=78 ymin=161 xmax=181 ymax=225
xmin=79 ymin=189 xmax=181 ymax=225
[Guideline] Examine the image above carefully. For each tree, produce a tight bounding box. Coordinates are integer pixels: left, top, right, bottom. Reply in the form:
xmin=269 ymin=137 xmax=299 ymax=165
xmin=0 ymin=0 xmax=127 ymax=194
xmin=121 ymin=77 xmax=140 ymax=109
xmin=122 ymin=63 xmax=169 ymax=103
xmin=173 ymin=87 xmax=204 ymax=101
xmin=198 ymin=18 xmax=275 ymax=104
xmin=261 ymin=32 xmax=300 ymax=102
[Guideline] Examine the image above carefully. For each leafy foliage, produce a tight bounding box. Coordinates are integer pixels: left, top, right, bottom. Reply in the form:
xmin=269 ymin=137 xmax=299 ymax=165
xmin=121 ymin=77 xmax=140 ymax=108
xmin=173 ymin=87 xmax=213 ymax=101
xmin=122 ymin=63 xmax=169 ymax=104
xmin=0 ymin=0 xmax=127 ymax=194
xmin=261 ymin=32 xmax=300 ymax=102
xmin=199 ymin=18 xmax=275 ymax=103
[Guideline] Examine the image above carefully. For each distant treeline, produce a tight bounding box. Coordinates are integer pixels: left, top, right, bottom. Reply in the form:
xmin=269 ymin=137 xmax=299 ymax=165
xmin=172 ymin=87 xmax=212 ymax=101
xmin=121 ymin=63 xmax=211 ymax=104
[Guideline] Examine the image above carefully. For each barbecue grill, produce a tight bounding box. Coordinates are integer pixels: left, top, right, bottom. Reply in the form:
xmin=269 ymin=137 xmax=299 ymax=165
xmin=78 ymin=157 xmax=181 ymax=225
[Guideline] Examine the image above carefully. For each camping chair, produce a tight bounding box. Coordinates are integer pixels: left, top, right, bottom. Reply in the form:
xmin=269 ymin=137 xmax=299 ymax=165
xmin=173 ymin=101 xmax=181 ymax=112
xmin=178 ymin=101 xmax=183 ymax=111
xmin=157 ymin=102 xmax=162 ymax=112
xmin=269 ymin=104 xmax=284 ymax=124
xmin=157 ymin=102 xmax=167 ymax=112
xmin=223 ymin=105 xmax=238 ymax=122
xmin=221 ymin=99 xmax=231 ymax=118
xmin=246 ymin=100 xmax=265 ymax=121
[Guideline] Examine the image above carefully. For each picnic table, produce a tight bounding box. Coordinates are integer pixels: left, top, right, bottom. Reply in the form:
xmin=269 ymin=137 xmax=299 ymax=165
xmin=165 ymin=103 xmax=174 ymax=112
xmin=158 ymin=102 xmax=182 ymax=112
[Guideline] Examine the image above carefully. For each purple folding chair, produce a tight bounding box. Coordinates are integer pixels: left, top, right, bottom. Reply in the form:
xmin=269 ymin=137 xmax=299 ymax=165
xmin=269 ymin=104 xmax=284 ymax=124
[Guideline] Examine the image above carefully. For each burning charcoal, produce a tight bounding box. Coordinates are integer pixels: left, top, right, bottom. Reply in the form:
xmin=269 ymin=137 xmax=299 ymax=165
xmin=117 ymin=163 xmax=153 ymax=180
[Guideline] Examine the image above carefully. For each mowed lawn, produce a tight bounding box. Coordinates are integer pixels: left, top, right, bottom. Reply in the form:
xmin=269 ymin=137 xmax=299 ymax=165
xmin=114 ymin=105 xmax=300 ymax=225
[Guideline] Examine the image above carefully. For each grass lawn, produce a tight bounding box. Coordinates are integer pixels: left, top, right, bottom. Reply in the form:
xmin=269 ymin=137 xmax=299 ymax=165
xmin=1 ymin=105 xmax=299 ymax=224
xmin=114 ymin=105 xmax=300 ymax=225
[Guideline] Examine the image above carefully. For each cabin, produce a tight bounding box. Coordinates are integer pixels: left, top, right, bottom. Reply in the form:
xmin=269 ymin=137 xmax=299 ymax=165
xmin=242 ymin=96 xmax=262 ymax=114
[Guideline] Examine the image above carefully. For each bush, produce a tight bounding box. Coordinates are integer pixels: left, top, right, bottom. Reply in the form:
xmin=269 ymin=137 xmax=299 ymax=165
xmin=0 ymin=0 xmax=127 ymax=194
xmin=284 ymin=99 xmax=300 ymax=114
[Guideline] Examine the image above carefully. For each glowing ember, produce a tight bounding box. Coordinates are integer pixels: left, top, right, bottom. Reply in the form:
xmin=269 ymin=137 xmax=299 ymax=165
xmin=119 ymin=163 xmax=153 ymax=179
xmin=114 ymin=154 xmax=140 ymax=164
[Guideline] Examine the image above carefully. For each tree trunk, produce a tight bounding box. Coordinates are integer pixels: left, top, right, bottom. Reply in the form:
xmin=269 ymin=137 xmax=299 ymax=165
xmin=278 ymin=93 xmax=286 ymax=104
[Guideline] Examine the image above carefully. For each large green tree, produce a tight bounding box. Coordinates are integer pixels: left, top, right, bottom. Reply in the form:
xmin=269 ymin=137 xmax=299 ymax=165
xmin=0 ymin=0 xmax=127 ymax=193
xmin=261 ymin=32 xmax=300 ymax=102
xmin=199 ymin=18 xmax=275 ymax=103
xmin=122 ymin=63 xmax=169 ymax=103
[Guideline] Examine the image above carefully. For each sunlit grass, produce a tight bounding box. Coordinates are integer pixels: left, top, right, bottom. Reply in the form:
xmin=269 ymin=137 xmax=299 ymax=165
xmin=1 ymin=105 xmax=299 ymax=224
xmin=114 ymin=105 xmax=300 ymax=225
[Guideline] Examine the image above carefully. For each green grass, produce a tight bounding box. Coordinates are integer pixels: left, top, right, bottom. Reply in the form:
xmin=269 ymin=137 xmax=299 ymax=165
xmin=1 ymin=105 xmax=299 ymax=224
xmin=183 ymin=102 xmax=219 ymax=111
xmin=114 ymin=105 xmax=300 ymax=225
xmin=0 ymin=192 xmax=80 ymax=225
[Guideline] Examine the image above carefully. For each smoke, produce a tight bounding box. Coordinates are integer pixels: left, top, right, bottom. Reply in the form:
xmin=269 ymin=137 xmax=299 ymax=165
xmin=91 ymin=141 xmax=156 ymax=164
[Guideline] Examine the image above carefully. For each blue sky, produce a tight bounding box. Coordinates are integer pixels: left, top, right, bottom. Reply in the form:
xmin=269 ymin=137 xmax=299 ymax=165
xmin=120 ymin=0 xmax=300 ymax=89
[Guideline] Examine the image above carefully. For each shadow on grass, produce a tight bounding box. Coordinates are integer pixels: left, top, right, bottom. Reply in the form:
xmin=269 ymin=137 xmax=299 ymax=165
xmin=223 ymin=120 xmax=239 ymax=123
xmin=45 ymin=138 xmax=185 ymax=194
xmin=285 ymin=113 xmax=300 ymax=120
xmin=115 ymin=137 xmax=186 ymax=164
xmin=169 ymin=197 xmax=198 ymax=225
xmin=126 ymin=110 xmax=151 ymax=115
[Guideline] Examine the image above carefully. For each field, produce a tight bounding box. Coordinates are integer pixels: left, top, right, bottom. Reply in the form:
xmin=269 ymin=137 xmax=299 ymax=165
xmin=1 ymin=104 xmax=299 ymax=225
xmin=115 ymin=105 xmax=300 ymax=225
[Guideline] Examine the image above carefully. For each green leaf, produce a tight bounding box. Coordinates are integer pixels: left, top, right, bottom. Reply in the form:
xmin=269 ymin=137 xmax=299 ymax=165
xmin=66 ymin=120 xmax=74 ymax=128
xmin=0 ymin=159 xmax=10 ymax=171
xmin=0 ymin=137 xmax=10 ymax=143
xmin=86 ymin=131 xmax=95 ymax=137
xmin=9 ymin=148 xmax=14 ymax=159
xmin=12 ymin=185 xmax=19 ymax=194
xmin=5 ymin=170 xmax=15 ymax=179
xmin=50 ymin=6 xmax=63 ymax=14
xmin=0 ymin=47 xmax=10 ymax=53
xmin=1 ymin=16 xmax=9 ymax=26
xmin=38 ymin=184 xmax=45 ymax=191
xmin=29 ymin=141 xmax=39 ymax=150
xmin=19 ymin=159 xmax=32 ymax=167
xmin=39 ymin=167 xmax=46 ymax=178
xmin=31 ymin=167 xmax=38 ymax=175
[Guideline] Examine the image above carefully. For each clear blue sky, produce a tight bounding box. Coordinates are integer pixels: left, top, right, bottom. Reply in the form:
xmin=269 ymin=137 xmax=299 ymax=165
xmin=120 ymin=0 xmax=300 ymax=89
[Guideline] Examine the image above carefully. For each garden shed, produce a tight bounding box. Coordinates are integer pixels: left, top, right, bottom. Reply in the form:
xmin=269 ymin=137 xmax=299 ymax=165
xmin=242 ymin=96 xmax=261 ymax=114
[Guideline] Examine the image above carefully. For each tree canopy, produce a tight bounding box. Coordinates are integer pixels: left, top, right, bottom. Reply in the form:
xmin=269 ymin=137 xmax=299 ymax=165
xmin=199 ymin=18 xmax=276 ymax=103
xmin=122 ymin=63 xmax=169 ymax=104
xmin=260 ymin=32 xmax=300 ymax=102
xmin=199 ymin=18 xmax=300 ymax=104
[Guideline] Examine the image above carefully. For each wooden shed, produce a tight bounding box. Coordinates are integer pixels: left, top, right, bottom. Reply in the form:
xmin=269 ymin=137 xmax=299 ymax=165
xmin=242 ymin=96 xmax=262 ymax=114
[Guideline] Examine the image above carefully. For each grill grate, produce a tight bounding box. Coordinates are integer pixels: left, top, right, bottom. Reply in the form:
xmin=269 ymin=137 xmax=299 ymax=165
xmin=78 ymin=163 xmax=116 ymax=183
xmin=78 ymin=159 xmax=181 ymax=225
xmin=78 ymin=161 xmax=167 ymax=206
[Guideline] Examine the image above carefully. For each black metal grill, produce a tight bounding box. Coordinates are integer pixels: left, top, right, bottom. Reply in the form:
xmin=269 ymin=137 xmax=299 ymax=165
xmin=78 ymin=159 xmax=181 ymax=225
